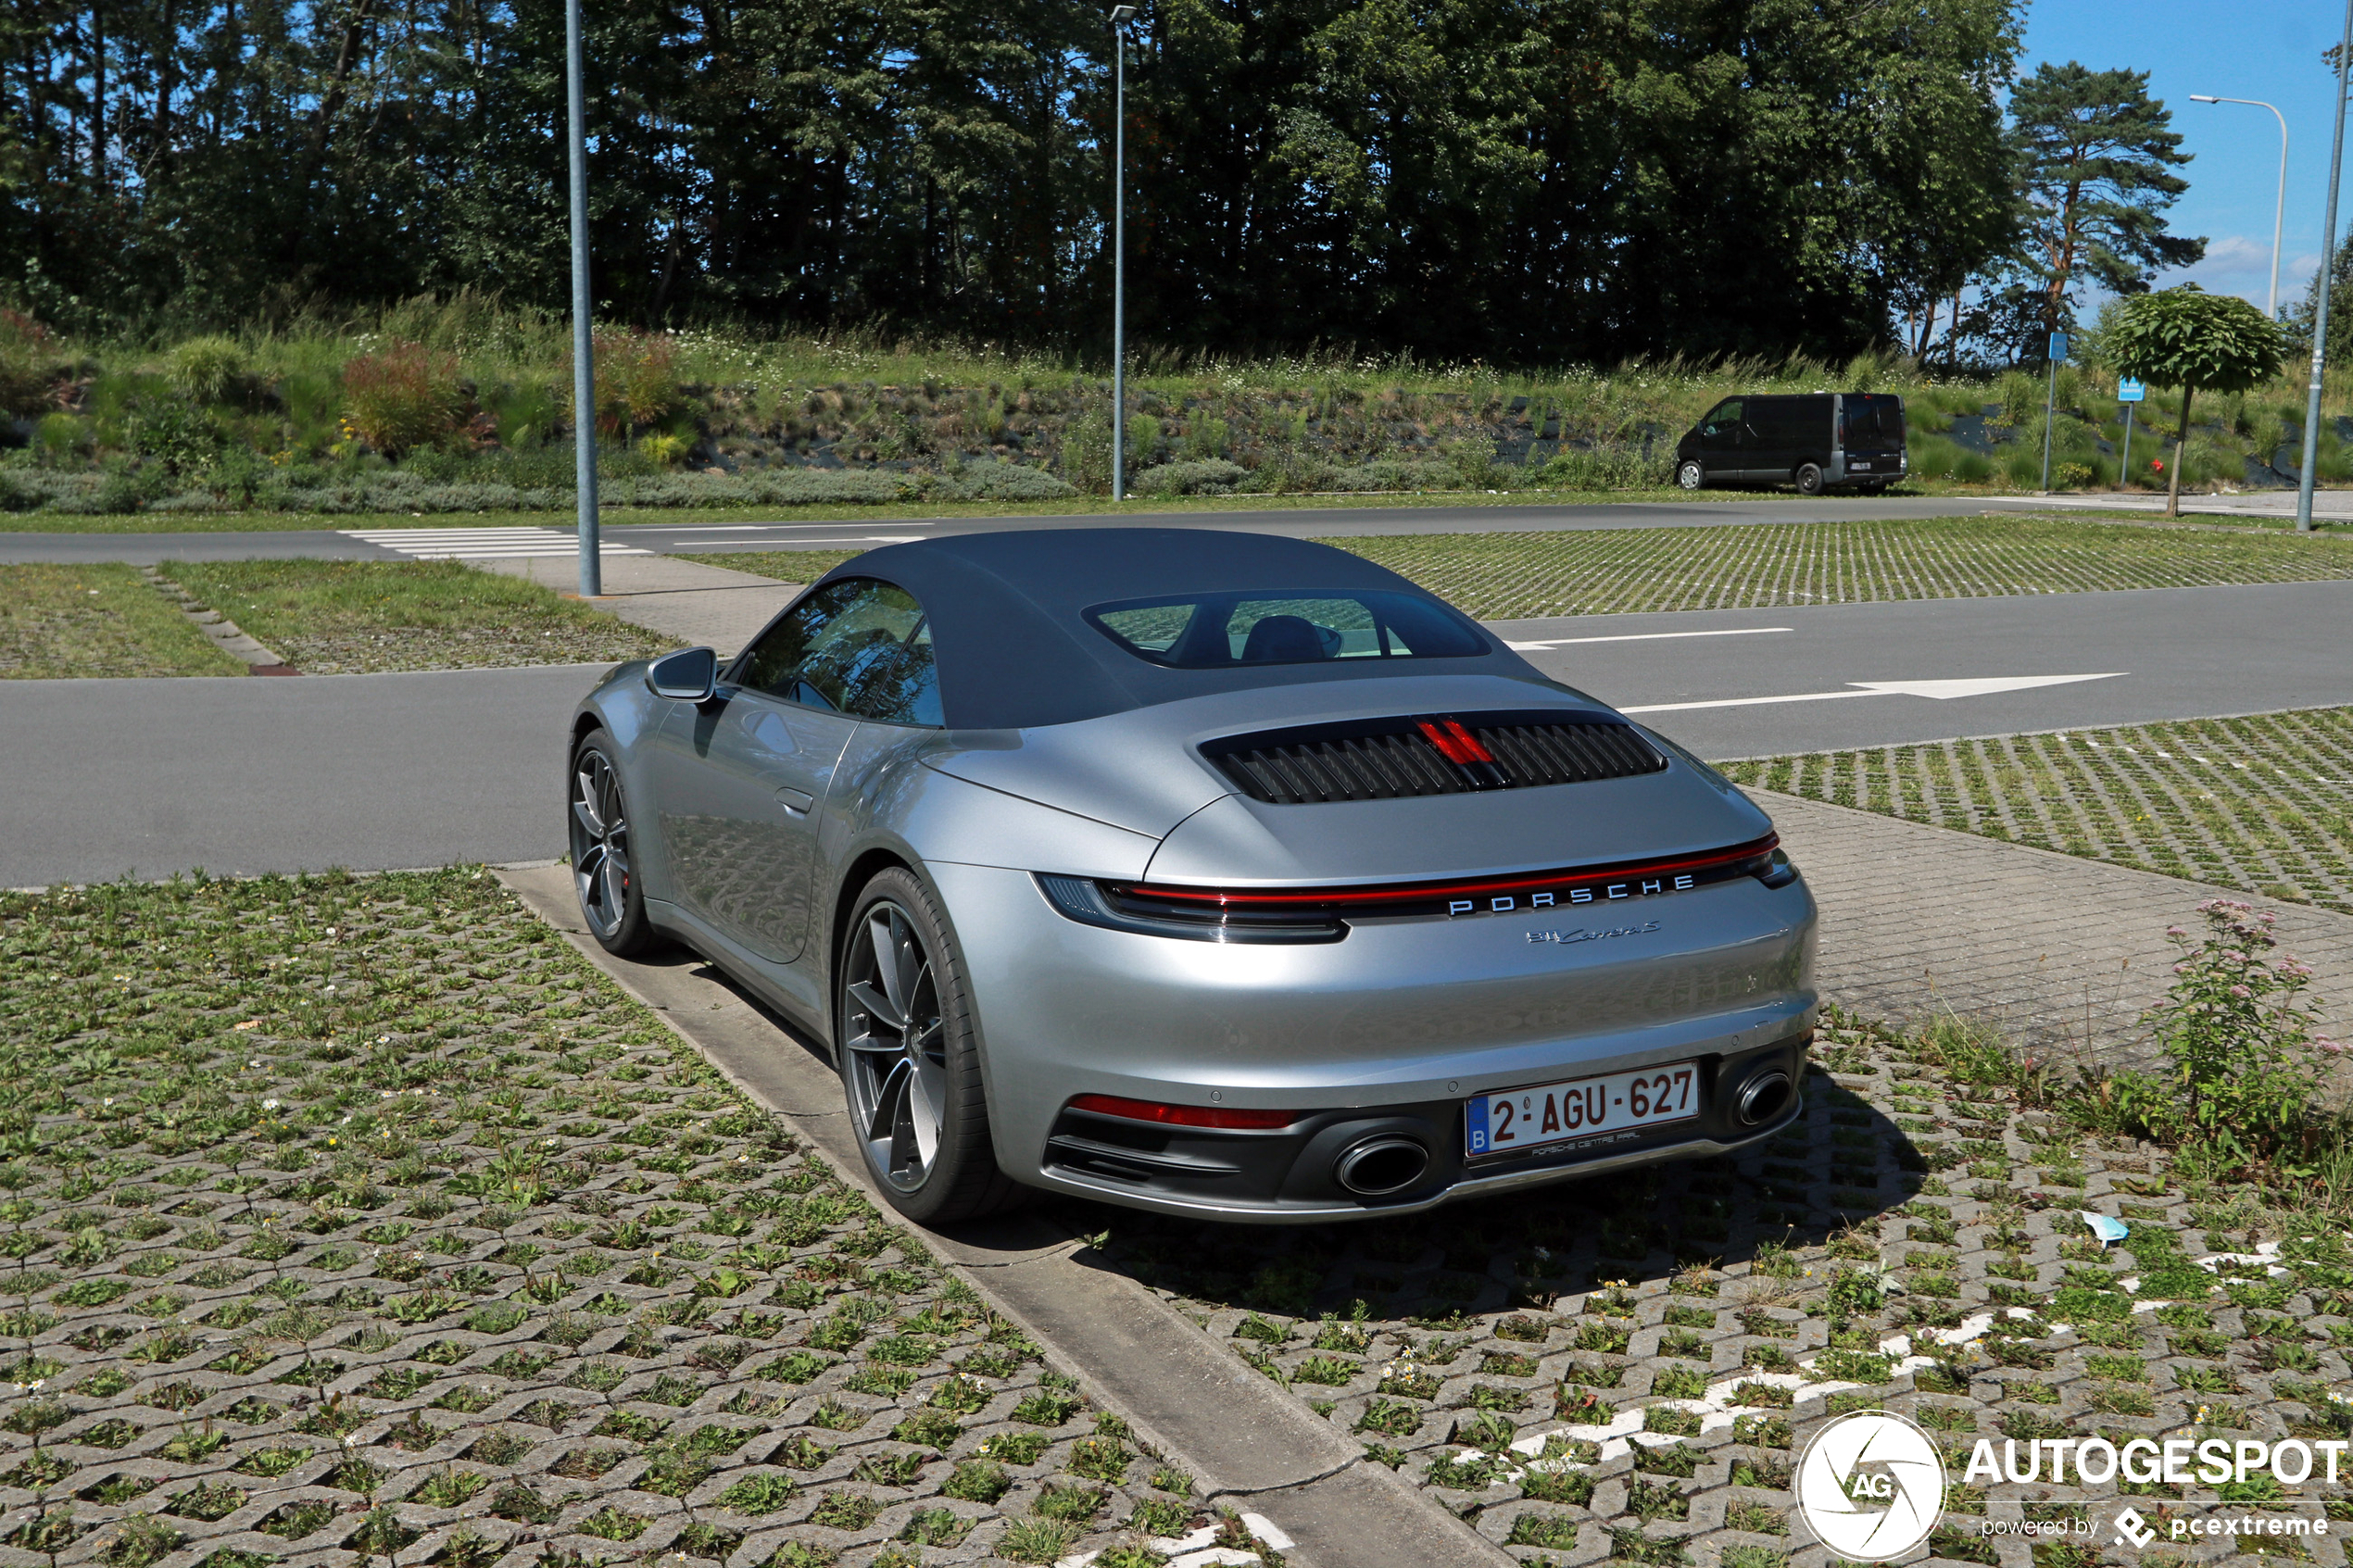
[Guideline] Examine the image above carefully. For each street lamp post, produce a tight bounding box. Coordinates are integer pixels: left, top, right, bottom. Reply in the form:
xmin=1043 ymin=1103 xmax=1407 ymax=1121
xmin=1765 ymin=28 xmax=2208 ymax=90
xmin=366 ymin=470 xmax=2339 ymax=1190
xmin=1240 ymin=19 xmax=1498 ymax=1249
xmin=2189 ymin=94 xmax=2288 ymax=319
xmin=2297 ymin=8 xmax=2353 ymax=535
xmin=566 ymin=0 xmax=600 ymax=596
xmin=1108 ymin=5 xmax=1136 ymax=504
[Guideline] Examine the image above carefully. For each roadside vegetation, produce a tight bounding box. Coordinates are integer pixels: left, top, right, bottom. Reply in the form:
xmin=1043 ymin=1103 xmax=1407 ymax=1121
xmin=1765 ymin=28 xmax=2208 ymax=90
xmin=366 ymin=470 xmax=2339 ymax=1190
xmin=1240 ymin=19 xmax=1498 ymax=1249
xmin=1722 ymin=708 xmax=2353 ymax=916
xmin=0 ymin=870 xmax=1217 ymax=1568
xmin=0 ymin=562 xmax=247 ymax=679
xmin=6 ymin=303 xmax=2353 ymax=525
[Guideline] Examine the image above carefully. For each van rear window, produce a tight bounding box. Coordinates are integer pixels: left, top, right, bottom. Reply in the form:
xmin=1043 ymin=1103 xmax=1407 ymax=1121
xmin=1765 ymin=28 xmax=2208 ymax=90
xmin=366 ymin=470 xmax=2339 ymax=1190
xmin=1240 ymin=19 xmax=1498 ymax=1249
xmin=1845 ymin=396 xmax=1905 ymax=446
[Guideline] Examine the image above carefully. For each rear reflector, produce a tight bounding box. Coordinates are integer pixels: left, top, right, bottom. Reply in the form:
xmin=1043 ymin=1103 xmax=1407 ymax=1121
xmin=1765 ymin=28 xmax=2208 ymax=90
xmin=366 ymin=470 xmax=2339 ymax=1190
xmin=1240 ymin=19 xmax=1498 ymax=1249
xmin=1066 ymin=1094 xmax=1301 ymax=1131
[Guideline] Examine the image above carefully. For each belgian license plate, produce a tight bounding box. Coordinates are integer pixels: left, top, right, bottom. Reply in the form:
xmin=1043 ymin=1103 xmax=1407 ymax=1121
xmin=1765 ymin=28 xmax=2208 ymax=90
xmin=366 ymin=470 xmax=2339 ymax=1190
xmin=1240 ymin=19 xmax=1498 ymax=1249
xmin=1850 ymin=460 xmax=1872 ymax=470
xmin=1465 ymin=1061 xmax=1699 ymax=1159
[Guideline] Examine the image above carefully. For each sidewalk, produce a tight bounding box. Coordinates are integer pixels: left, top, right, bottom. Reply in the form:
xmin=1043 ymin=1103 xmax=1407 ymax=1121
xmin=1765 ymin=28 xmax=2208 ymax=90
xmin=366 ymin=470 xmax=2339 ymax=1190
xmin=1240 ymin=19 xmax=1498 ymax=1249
xmin=484 ymin=552 xmax=803 ymax=656
xmin=2033 ymin=490 xmax=2353 ymax=524
xmin=1762 ymin=786 xmax=2353 ymax=1068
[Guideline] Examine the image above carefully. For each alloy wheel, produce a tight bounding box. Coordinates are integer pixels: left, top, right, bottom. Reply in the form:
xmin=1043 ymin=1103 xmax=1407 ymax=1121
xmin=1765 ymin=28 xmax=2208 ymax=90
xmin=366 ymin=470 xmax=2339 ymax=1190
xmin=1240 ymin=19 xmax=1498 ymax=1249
xmin=570 ymin=748 xmax=632 ymax=939
xmin=841 ymin=900 xmax=949 ymax=1192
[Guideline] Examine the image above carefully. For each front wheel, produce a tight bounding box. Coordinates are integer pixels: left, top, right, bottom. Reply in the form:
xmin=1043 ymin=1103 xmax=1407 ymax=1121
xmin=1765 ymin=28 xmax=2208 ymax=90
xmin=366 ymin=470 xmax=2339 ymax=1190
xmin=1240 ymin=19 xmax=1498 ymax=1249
xmin=837 ymin=868 xmax=1026 ymax=1224
xmin=569 ymin=731 xmax=665 ymax=957
xmin=1676 ymin=459 xmax=1705 ymax=491
xmin=1794 ymin=463 xmax=1826 ymax=496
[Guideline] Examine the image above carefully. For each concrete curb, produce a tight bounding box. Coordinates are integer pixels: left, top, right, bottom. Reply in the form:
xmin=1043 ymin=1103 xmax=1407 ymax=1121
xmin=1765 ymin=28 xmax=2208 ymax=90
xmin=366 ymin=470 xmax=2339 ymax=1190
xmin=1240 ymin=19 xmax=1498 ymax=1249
xmin=497 ymin=862 xmax=1510 ymax=1568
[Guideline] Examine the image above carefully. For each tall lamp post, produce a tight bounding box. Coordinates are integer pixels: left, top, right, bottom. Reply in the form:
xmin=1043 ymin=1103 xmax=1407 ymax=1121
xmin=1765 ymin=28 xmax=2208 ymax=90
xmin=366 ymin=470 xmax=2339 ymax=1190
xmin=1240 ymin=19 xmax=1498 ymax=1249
xmin=566 ymin=0 xmax=601 ymax=595
xmin=2297 ymin=8 xmax=2353 ymax=535
xmin=1108 ymin=5 xmax=1136 ymax=503
xmin=2189 ymin=94 xmax=2289 ymax=319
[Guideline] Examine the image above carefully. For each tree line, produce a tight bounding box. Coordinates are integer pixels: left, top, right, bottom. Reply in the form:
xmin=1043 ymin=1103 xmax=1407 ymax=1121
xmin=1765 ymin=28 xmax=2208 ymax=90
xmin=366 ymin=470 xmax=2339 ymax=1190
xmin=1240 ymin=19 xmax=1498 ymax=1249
xmin=0 ymin=0 xmax=2221 ymax=365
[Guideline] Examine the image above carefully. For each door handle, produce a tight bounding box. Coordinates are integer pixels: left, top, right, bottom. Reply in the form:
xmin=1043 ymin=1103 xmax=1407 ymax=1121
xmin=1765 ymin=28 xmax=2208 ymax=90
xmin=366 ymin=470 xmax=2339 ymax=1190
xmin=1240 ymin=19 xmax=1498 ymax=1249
xmin=774 ymin=787 xmax=814 ymax=814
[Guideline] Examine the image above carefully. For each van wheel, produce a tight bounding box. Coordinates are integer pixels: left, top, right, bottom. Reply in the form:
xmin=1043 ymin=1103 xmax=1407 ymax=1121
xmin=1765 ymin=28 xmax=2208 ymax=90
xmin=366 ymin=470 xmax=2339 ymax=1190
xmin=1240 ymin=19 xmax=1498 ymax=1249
xmin=1794 ymin=463 xmax=1826 ymax=496
xmin=1676 ymin=460 xmax=1705 ymax=491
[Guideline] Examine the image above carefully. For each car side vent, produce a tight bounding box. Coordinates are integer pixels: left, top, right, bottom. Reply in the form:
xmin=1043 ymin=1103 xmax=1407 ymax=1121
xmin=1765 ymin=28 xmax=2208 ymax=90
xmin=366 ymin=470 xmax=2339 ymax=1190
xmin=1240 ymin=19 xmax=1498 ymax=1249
xmin=1203 ymin=711 xmax=1667 ymax=804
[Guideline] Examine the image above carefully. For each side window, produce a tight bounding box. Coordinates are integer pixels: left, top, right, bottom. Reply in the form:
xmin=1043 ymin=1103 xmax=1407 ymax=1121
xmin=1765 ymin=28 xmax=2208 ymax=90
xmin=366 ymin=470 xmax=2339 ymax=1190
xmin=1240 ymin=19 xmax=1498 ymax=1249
xmin=733 ymin=578 xmax=943 ymax=726
xmin=1702 ymin=399 xmax=1741 ymax=438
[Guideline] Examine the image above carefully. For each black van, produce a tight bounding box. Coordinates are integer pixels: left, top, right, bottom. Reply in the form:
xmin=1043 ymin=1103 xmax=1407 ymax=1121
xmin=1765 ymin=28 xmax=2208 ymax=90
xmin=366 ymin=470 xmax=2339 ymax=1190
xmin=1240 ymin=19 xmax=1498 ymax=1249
xmin=1673 ymin=393 xmax=1907 ymax=495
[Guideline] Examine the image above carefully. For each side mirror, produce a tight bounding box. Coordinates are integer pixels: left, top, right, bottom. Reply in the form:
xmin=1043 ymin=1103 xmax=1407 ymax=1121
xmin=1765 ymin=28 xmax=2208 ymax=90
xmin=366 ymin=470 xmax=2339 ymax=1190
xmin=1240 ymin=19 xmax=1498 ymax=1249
xmin=648 ymin=646 xmax=718 ymax=703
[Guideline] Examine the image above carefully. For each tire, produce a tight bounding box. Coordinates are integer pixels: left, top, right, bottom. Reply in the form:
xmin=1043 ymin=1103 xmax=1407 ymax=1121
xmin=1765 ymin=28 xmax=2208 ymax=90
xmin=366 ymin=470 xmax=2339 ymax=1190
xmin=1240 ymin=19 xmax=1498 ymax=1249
xmin=569 ymin=731 xmax=666 ymax=957
xmin=1794 ymin=463 xmax=1826 ymax=496
xmin=837 ymin=867 xmax=1026 ymax=1224
xmin=1676 ymin=459 xmax=1705 ymax=491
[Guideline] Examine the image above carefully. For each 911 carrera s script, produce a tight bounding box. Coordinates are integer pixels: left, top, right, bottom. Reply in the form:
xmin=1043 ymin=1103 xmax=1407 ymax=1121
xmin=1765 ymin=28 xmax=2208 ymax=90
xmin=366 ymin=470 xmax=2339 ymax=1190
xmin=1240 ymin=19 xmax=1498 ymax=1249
xmin=1526 ymin=921 xmax=1661 ymax=945
xmin=1465 ymin=1061 xmax=1700 ymax=1159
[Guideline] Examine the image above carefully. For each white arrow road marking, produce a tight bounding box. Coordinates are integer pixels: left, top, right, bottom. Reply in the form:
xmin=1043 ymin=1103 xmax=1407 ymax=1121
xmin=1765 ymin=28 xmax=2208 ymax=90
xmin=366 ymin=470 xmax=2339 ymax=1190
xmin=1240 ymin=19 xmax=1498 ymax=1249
xmin=1620 ymin=672 xmax=2124 ymax=714
xmin=1507 ymin=627 xmax=1793 ymax=650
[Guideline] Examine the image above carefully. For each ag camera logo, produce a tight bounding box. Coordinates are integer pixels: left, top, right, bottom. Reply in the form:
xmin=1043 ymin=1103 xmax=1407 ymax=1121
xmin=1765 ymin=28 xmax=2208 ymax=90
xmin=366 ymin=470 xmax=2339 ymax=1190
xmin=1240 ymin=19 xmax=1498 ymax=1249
xmin=1794 ymin=1409 xmax=1946 ymax=1562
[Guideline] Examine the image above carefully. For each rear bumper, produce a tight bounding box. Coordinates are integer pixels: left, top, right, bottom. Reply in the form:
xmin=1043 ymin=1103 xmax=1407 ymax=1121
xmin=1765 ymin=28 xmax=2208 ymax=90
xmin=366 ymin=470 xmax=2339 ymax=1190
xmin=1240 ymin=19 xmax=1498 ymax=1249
xmin=927 ymin=858 xmax=1818 ymax=1223
xmin=1037 ymin=1034 xmax=1810 ymax=1222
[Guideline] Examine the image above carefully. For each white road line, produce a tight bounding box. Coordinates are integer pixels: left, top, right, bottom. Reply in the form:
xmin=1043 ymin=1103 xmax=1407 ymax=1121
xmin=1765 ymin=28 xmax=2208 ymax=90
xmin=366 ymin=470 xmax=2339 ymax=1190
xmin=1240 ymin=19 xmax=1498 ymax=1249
xmin=1508 ymin=627 xmax=1793 ymax=650
xmin=1622 ymin=672 xmax=2124 ymax=714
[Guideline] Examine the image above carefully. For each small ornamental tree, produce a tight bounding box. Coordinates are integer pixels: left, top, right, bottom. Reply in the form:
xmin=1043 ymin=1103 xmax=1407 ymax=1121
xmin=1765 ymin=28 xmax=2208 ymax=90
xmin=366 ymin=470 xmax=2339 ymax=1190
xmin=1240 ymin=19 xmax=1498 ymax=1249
xmin=2102 ymin=285 xmax=2284 ymax=515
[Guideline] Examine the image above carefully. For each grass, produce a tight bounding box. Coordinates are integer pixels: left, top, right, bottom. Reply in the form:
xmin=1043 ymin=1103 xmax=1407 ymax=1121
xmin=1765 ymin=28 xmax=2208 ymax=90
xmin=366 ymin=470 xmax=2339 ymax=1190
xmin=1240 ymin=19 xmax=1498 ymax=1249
xmin=160 ymin=560 xmax=676 ymax=674
xmin=1720 ymin=708 xmax=2353 ymax=914
xmin=0 ymin=868 xmax=1205 ymax=1566
xmin=1331 ymin=516 xmax=2353 ymax=621
xmin=1076 ymin=1003 xmax=2353 ymax=1547
xmin=674 ymin=550 xmax=862 ymax=586
xmin=0 ymin=564 xmax=248 ymax=679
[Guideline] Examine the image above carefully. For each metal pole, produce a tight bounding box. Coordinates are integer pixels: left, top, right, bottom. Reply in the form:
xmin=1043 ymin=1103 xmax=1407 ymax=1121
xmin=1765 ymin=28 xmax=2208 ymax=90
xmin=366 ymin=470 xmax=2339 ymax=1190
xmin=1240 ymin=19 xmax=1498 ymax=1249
xmin=1109 ymin=7 xmax=1132 ymax=503
xmin=566 ymin=0 xmax=601 ymax=594
xmin=2041 ymin=357 xmax=2056 ymax=492
xmin=2121 ymin=403 xmax=2133 ymax=482
xmin=2191 ymin=97 xmax=2290 ymax=319
xmin=2298 ymin=10 xmax=2353 ymax=534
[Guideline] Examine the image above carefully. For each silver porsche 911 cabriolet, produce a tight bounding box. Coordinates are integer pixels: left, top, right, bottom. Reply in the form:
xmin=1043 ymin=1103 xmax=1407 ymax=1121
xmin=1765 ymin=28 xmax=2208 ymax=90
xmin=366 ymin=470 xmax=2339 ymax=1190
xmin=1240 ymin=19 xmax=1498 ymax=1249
xmin=564 ymin=528 xmax=1818 ymax=1224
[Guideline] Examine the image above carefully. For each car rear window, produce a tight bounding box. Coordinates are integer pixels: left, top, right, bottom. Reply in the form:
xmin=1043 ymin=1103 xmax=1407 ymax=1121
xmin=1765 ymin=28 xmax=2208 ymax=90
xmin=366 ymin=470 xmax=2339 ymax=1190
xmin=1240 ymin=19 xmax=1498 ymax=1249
xmin=1085 ymin=590 xmax=1488 ymax=668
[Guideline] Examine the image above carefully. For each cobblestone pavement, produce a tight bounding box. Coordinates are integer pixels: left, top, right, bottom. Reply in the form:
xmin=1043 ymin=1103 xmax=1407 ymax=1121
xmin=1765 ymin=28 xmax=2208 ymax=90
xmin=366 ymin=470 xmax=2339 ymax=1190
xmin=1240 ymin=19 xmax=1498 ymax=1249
xmin=1725 ymin=712 xmax=2353 ymax=918
xmin=0 ymin=872 xmax=1247 ymax=1568
xmin=1757 ymin=789 xmax=2353 ymax=1070
xmin=1082 ymin=1012 xmax=2353 ymax=1568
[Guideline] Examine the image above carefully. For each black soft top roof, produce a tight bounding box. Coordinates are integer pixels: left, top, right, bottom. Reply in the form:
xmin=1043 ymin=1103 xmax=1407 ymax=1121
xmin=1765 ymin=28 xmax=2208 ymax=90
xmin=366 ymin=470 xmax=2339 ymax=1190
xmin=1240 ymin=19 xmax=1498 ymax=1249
xmin=812 ymin=527 xmax=1541 ymax=729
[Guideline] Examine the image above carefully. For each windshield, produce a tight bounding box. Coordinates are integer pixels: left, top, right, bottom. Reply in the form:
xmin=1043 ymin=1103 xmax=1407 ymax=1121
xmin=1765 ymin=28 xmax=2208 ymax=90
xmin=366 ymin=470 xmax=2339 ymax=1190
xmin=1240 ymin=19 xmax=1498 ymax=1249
xmin=1085 ymin=590 xmax=1488 ymax=668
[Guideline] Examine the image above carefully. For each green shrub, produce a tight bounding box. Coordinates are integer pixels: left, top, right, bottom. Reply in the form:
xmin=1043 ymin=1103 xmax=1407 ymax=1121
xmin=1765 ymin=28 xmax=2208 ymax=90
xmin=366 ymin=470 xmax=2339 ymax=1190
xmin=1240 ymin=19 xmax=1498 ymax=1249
xmin=169 ymin=337 xmax=245 ymax=404
xmin=1135 ymin=458 xmax=1248 ymax=496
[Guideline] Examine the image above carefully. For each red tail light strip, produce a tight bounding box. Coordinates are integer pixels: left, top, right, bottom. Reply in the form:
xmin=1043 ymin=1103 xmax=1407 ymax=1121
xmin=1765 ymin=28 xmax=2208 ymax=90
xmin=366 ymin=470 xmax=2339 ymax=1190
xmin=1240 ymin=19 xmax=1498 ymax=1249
xmin=1066 ymin=1094 xmax=1301 ymax=1130
xmin=1121 ymin=834 xmax=1779 ymax=910
xmin=1416 ymin=719 xmax=1495 ymax=765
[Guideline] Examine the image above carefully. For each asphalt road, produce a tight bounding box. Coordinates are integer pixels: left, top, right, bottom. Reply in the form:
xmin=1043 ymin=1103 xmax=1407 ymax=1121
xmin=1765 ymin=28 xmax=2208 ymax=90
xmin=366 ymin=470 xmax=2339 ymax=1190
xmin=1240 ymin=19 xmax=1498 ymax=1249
xmin=1498 ymin=577 xmax=2353 ymax=758
xmin=1 ymin=665 xmax=586 ymax=886
xmin=0 ymin=494 xmax=2076 ymax=565
xmin=11 ymin=578 xmax=2353 ymax=886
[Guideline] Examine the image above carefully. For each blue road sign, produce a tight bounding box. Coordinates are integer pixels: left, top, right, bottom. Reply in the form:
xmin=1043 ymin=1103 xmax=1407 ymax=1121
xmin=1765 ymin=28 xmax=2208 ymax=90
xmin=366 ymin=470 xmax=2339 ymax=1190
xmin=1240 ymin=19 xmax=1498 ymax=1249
xmin=2117 ymin=377 xmax=2145 ymax=403
xmin=2049 ymin=332 xmax=2070 ymax=363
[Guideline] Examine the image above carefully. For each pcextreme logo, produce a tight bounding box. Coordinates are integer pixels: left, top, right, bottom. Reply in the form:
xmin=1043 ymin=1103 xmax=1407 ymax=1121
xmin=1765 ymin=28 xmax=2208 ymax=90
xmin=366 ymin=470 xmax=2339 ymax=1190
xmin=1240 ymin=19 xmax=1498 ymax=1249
xmin=1793 ymin=1410 xmax=1947 ymax=1562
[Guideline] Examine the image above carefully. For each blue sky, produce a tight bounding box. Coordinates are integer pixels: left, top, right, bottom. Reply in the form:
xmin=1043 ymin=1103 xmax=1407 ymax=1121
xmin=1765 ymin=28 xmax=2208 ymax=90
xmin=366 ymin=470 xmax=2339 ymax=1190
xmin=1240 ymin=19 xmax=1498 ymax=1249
xmin=2017 ymin=0 xmax=2347 ymax=314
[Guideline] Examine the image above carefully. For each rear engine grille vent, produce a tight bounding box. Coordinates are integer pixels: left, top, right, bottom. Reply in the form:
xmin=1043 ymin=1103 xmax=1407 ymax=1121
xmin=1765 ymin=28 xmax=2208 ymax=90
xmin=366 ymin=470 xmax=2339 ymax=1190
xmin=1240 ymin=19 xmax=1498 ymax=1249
xmin=1204 ymin=711 xmax=1666 ymax=804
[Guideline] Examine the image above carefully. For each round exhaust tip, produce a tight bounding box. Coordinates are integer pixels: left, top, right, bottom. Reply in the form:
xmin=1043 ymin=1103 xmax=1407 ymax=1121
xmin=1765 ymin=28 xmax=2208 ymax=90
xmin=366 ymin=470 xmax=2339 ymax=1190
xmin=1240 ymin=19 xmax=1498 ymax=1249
xmin=1736 ymin=1070 xmax=1793 ymax=1127
xmin=1335 ymin=1135 xmax=1429 ymax=1197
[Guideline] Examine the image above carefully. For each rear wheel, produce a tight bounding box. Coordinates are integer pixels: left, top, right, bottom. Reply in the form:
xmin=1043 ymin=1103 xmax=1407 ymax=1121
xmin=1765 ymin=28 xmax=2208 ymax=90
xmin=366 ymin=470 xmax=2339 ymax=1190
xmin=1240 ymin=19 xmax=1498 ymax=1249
xmin=569 ymin=732 xmax=665 ymax=957
xmin=1676 ymin=459 xmax=1705 ymax=491
xmin=1794 ymin=463 xmax=1826 ymax=496
xmin=837 ymin=868 xmax=1025 ymax=1224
